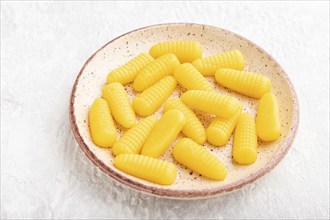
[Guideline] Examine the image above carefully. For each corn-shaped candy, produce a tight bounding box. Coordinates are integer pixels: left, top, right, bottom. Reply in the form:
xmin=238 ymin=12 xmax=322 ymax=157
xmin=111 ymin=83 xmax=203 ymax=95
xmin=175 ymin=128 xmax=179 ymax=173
xmin=173 ymin=63 xmax=214 ymax=91
xmin=215 ymin=68 xmax=271 ymax=99
xmin=192 ymin=50 xmax=245 ymax=76
xmin=141 ymin=110 xmax=186 ymax=158
xmin=256 ymin=93 xmax=281 ymax=141
xmin=112 ymin=116 xmax=158 ymax=156
xmin=114 ymin=154 xmax=177 ymax=185
xmin=181 ymin=90 xmax=240 ymax=118
xmin=102 ymin=83 xmax=136 ymax=128
xmin=233 ymin=113 xmax=258 ymax=165
xmin=164 ymin=98 xmax=206 ymax=144
xmin=89 ymin=98 xmax=117 ymax=147
xmin=107 ymin=53 xmax=154 ymax=84
xmin=133 ymin=53 xmax=180 ymax=92
xmin=206 ymin=104 xmax=243 ymax=146
xmin=133 ymin=76 xmax=177 ymax=116
xmin=149 ymin=40 xmax=202 ymax=63
xmin=173 ymin=138 xmax=227 ymax=180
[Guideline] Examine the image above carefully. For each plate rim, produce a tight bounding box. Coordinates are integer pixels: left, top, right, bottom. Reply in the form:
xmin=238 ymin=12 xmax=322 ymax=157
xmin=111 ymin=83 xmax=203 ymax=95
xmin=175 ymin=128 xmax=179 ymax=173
xmin=69 ymin=23 xmax=300 ymax=199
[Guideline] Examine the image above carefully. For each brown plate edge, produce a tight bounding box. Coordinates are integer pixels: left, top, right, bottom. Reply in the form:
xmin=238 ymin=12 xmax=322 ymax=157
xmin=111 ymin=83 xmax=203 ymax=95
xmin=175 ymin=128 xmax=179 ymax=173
xmin=69 ymin=23 xmax=300 ymax=199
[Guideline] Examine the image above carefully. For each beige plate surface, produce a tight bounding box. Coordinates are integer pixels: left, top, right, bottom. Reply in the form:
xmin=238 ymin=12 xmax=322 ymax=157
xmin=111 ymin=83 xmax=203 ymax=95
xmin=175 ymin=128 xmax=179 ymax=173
xmin=70 ymin=23 xmax=299 ymax=199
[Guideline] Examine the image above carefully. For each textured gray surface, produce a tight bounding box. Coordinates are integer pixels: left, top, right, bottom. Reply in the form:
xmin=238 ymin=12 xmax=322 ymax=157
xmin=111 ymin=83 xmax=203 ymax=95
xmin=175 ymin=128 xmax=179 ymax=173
xmin=1 ymin=1 xmax=329 ymax=219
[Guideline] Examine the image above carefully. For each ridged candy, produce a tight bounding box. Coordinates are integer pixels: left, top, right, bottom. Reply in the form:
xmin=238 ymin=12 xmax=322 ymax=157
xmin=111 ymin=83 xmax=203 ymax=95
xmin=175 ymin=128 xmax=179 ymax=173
xmin=114 ymin=154 xmax=177 ymax=185
xmin=133 ymin=53 xmax=180 ymax=92
xmin=149 ymin=40 xmax=202 ymax=63
xmin=256 ymin=93 xmax=281 ymax=141
xmin=102 ymin=83 xmax=136 ymax=128
xmin=172 ymin=138 xmax=227 ymax=180
xmin=89 ymin=98 xmax=117 ymax=147
xmin=107 ymin=53 xmax=154 ymax=84
xmin=133 ymin=76 xmax=177 ymax=116
xmin=141 ymin=109 xmax=186 ymax=158
xmin=233 ymin=113 xmax=258 ymax=165
xmin=192 ymin=50 xmax=245 ymax=76
xmin=215 ymin=68 xmax=271 ymax=99
xmin=181 ymin=90 xmax=241 ymax=118
xmin=173 ymin=63 xmax=213 ymax=91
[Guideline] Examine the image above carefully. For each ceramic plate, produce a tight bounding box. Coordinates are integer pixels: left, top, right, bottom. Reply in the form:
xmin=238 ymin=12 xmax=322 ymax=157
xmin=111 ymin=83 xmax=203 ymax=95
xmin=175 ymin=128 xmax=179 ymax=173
xmin=70 ymin=23 xmax=299 ymax=199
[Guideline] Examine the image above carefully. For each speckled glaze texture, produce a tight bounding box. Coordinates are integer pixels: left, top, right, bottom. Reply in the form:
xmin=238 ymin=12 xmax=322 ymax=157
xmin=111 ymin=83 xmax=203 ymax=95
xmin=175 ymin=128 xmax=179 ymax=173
xmin=70 ymin=23 xmax=299 ymax=198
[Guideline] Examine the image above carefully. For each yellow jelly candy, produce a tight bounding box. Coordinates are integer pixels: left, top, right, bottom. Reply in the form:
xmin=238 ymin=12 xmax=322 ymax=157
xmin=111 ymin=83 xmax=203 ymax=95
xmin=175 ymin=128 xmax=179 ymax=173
xmin=256 ymin=93 xmax=281 ymax=141
xmin=102 ymin=83 xmax=136 ymax=128
xmin=114 ymin=154 xmax=177 ymax=185
xmin=206 ymin=104 xmax=243 ymax=146
xmin=173 ymin=63 xmax=213 ymax=91
xmin=133 ymin=76 xmax=177 ymax=116
xmin=107 ymin=53 xmax=154 ymax=84
xmin=181 ymin=90 xmax=240 ymax=118
xmin=149 ymin=40 xmax=202 ymax=63
xmin=164 ymin=98 xmax=206 ymax=144
xmin=89 ymin=98 xmax=117 ymax=147
xmin=141 ymin=109 xmax=187 ymax=158
xmin=112 ymin=116 xmax=158 ymax=156
xmin=133 ymin=53 xmax=180 ymax=92
xmin=215 ymin=68 xmax=271 ymax=99
xmin=233 ymin=113 xmax=258 ymax=165
xmin=192 ymin=50 xmax=245 ymax=76
xmin=172 ymin=138 xmax=227 ymax=180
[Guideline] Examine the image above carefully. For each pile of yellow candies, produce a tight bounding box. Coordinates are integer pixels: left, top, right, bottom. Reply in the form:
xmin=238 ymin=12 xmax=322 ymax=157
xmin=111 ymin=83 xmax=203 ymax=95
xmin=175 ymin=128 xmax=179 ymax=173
xmin=89 ymin=41 xmax=281 ymax=185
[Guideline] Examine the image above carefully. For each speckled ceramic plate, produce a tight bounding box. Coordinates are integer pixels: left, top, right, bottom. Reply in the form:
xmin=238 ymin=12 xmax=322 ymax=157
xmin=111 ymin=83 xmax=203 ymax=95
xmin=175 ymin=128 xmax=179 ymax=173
xmin=70 ymin=23 xmax=299 ymax=199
